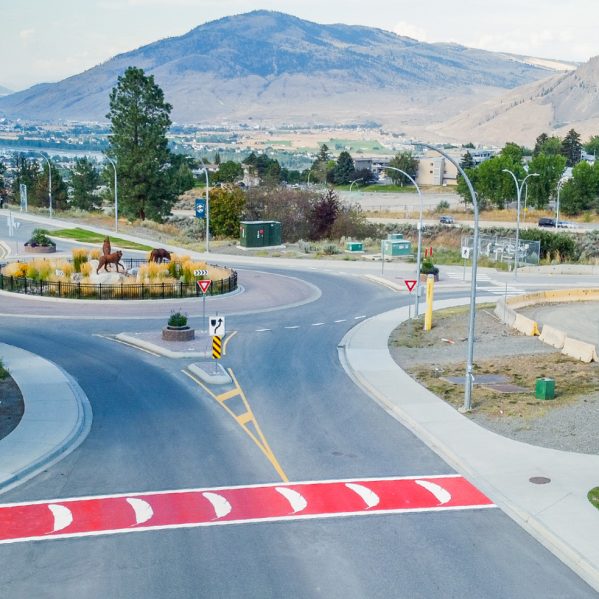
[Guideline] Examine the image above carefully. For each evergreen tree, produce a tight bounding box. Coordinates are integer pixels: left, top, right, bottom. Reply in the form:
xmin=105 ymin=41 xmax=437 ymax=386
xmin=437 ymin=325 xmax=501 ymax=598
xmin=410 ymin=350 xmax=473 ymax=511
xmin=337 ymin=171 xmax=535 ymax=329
xmin=0 ymin=161 xmax=8 ymax=205
xmin=37 ymin=162 xmax=68 ymax=211
xmin=310 ymin=144 xmax=332 ymax=183
xmin=214 ymin=160 xmax=243 ymax=184
xmin=333 ymin=151 xmax=355 ymax=185
xmin=11 ymin=153 xmax=41 ymax=204
xmin=460 ymin=151 xmax=475 ymax=169
xmin=70 ymin=157 xmax=101 ymax=211
xmin=561 ymin=129 xmax=582 ymax=167
xmin=106 ymin=66 xmax=175 ymax=221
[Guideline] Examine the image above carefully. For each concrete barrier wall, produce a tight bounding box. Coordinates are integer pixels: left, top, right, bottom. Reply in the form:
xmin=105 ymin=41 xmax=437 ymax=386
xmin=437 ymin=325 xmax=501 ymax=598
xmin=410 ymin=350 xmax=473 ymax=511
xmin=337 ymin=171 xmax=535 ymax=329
xmin=499 ymin=288 xmax=599 ymax=362
xmin=539 ymin=325 xmax=567 ymax=349
xmin=513 ymin=313 xmax=540 ymax=336
xmin=562 ymin=337 xmax=599 ymax=363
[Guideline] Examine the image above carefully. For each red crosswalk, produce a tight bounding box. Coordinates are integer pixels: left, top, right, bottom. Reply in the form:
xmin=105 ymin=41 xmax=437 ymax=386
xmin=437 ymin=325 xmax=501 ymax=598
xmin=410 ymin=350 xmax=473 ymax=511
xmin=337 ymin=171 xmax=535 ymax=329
xmin=0 ymin=475 xmax=494 ymax=545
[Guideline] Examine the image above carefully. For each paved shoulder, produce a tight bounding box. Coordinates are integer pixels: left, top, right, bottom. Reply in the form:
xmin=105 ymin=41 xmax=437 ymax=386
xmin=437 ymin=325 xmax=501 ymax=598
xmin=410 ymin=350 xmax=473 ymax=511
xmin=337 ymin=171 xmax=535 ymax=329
xmin=0 ymin=343 xmax=92 ymax=494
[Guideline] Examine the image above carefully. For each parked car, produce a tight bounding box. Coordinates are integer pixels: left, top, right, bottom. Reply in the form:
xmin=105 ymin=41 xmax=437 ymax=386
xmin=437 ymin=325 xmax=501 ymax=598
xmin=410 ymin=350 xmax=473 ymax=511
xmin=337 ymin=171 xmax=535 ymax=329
xmin=558 ymin=220 xmax=579 ymax=229
xmin=439 ymin=215 xmax=454 ymax=225
xmin=538 ymin=217 xmax=556 ymax=227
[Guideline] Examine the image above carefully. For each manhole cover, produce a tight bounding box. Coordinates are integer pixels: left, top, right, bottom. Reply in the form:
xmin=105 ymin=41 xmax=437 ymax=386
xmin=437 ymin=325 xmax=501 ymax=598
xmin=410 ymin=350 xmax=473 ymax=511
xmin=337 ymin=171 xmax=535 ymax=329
xmin=443 ymin=374 xmax=510 ymax=386
xmin=529 ymin=476 xmax=551 ymax=485
xmin=482 ymin=383 xmax=529 ymax=394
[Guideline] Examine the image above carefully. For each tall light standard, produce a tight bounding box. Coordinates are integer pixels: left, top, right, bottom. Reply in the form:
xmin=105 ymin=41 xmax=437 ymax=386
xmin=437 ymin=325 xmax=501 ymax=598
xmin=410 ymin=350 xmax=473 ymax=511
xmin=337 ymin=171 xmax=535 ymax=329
xmin=199 ymin=168 xmax=210 ymax=253
xmin=105 ymin=157 xmax=118 ymax=232
xmin=385 ymin=166 xmax=424 ymax=317
xmin=555 ymin=177 xmax=566 ymax=230
xmin=349 ymin=177 xmax=363 ymax=192
xmin=36 ymin=152 xmax=52 ymax=218
xmin=502 ymin=169 xmax=539 ymax=278
xmin=418 ymin=143 xmax=480 ymax=412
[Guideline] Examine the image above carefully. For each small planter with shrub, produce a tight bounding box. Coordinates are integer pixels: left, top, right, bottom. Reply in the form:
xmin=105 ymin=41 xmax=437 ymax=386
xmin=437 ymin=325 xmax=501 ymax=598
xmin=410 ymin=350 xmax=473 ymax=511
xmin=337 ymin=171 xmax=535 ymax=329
xmin=162 ymin=311 xmax=195 ymax=341
xmin=420 ymin=259 xmax=440 ymax=282
xmin=24 ymin=228 xmax=56 ymax=254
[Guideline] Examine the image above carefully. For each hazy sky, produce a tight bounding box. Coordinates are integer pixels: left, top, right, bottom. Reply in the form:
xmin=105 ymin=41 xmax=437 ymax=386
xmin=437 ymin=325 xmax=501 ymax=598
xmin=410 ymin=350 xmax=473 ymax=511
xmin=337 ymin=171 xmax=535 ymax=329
xmin=2 ymin=0 xmax=598 ymax=91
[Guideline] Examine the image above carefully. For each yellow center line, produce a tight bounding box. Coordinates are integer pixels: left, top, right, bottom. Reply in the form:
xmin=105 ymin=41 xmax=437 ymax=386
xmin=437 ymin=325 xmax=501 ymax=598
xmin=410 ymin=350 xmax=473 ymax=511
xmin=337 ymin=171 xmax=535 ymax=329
xmin=183 ymin=366 xmax=288 ymax=482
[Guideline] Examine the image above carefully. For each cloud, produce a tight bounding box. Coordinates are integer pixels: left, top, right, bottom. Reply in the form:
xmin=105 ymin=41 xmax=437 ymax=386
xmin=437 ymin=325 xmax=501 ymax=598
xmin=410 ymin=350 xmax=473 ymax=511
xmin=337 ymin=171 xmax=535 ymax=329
xmin=393 ymin=21 xmax=428 ymax=42
xmin=19 ymin=28 xmax=35 ymax=43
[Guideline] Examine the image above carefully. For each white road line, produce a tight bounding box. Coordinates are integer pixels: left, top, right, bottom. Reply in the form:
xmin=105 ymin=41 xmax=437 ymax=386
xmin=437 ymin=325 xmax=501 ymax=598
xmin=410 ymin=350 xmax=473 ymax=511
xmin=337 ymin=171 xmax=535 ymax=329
xmin=354 ymin=315 xmax=366 ymax=320
xmin=345 ymin=483 xmax=380 ymax=509
xmin=275 ymin=487 xmax=308 ymax=514
xmin=126 ymin=498 xmax=154 ymax=525
xmin=415 ymin=480 xmax=451 ymax=505
xmin=311 ymin=322 xmax=325 ymax=327
xmin=284 ymin=325 xmax=300 ymax=329
xmin=48 ymin=504 xmax=73 ymax=532
xmin=202 ymin=492 xmax=232 ymax=519
xmin=255 ymin=328 xmax=271 ymax=332
xmin=334 ymin=319 xmax=347 ymax=323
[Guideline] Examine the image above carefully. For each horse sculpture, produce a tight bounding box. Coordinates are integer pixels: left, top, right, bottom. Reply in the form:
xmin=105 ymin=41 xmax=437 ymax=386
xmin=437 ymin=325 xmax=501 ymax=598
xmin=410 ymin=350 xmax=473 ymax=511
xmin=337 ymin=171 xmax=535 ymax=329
xmin=150 ymin=248 xmax=171 ymax=264
xmin=97 ymin=250 xmax=125 ymax=274
xmin=102 ymin=236 xmax=111 ymax=256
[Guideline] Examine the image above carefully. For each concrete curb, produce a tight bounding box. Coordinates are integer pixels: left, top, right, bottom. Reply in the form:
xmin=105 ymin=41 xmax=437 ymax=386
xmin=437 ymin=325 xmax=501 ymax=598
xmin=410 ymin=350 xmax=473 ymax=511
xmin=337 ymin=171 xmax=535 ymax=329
xmin=115 ymin=333 xmax=210 ymax=358
xmin=339 ymin=298 xmax=599 ymax=593
xmin=0 ymin=343 xmax=93 ymax=494
xmin=187 ymin=362 xmax=232 ymax=385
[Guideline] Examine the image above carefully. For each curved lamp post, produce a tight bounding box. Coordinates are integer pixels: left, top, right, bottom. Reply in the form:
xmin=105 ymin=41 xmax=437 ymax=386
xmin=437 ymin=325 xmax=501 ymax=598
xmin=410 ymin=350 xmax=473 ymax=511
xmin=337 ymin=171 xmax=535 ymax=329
xmin=36 ymin=152 xmax=52 ymax=218
xmin=502 ymin=170 xmax=539 ymax=278
xmin=105 ymin=157 xmax=118 ymax=232
xmin=198 ymin=168 xmax=210 ymax=253
xmin=417 ymin=143 xmax=479 ymax=412
xmin=385 ymin=166 xmax=424 ymax=317
xmin=349 ymin=177 xmax=363 ymax=192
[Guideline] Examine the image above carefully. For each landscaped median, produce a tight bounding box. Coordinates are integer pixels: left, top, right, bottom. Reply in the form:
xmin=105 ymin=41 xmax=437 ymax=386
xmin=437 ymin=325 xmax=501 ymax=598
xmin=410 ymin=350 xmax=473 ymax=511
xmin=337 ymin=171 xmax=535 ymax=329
xmin=495 ymin=289 xmax=599 ymax=362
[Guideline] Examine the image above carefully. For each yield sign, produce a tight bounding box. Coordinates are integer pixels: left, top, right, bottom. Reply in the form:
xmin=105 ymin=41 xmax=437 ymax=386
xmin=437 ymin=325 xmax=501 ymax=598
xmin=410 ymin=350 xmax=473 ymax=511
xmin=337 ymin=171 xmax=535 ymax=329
xmin=197 ymin=279 xmax=212 ymax=294
xmin=405 ymin=280 xmax=417 ymax=292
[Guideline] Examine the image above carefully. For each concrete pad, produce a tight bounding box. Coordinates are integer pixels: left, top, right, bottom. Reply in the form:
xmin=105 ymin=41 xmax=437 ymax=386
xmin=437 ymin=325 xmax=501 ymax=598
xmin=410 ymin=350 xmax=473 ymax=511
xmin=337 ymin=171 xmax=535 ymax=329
xmin=187 ymin=362 xmax=231 ymax=385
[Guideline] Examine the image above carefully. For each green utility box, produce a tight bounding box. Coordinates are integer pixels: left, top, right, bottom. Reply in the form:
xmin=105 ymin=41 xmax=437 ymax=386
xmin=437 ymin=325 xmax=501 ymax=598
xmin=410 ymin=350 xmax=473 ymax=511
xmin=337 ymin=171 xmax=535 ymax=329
xmin=387 ymin=233 xmax=404 ymax=241
xmin=382 ymin=239 xmax=412 ymax=256
xmin=239 ymin=221 xmax=282 ymax=248
xmin=535 ymin=377 xmax=555 ymax=400
xmin=345 ymin=241 xmax=364 ymax=252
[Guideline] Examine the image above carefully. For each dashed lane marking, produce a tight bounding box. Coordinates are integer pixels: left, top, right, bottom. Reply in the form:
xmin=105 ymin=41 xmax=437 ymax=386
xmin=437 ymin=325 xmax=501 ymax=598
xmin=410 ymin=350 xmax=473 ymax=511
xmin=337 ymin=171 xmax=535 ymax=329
xmin=0 ymin=475 xmax=495 ymax=545
xmin=311 ymin=322 xmax=325 ymax=327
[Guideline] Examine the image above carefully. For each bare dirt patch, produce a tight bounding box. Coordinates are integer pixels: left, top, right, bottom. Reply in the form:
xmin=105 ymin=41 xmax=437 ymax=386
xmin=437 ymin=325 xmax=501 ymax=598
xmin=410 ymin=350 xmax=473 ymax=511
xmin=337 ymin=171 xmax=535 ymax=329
xmin=0 ymin=374 xmax=24 ymax=441
xmin=389 ymin=305 xmax=599 ymax=454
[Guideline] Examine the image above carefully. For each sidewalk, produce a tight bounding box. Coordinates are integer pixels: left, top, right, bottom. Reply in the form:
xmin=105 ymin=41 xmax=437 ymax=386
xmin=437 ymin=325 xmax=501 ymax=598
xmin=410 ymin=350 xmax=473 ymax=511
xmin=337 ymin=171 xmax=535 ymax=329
xmin=340 ymin=297 xmax=599 ymax=593
xmin=0 ymin=343 xmax=92 ymax=493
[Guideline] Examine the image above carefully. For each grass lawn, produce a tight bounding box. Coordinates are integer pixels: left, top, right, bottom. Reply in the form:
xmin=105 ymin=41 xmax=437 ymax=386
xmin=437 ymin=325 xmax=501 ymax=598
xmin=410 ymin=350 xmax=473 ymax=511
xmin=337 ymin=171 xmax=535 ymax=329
xmin=589 ymin=487 xmax=599 ymax=510
xmin=49 ymin=228 xmax=153 ymax=251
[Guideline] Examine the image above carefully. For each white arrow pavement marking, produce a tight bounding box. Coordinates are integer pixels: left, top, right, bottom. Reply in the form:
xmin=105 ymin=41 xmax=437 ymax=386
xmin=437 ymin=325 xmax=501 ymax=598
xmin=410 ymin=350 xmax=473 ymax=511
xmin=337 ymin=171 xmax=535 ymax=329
xmin=275 ymin=487 xmax=308 ymax=514
xmin=202 ymin=492 xmax=232 ymax=519
xmin=345 ymin=483 xmax=380 ymax=509
xmin=126 ymin=498 xmax=154 ymax=525
xmin=48 ymin=504 xmax=73 ymax=533
xmin=415 ymin=480 xmax=452 ymax=505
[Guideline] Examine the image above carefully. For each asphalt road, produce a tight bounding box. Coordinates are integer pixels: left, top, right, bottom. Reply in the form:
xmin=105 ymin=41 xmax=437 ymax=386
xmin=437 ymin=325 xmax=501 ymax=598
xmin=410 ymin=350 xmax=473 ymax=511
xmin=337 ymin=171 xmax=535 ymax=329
xmin=0 ymin=260 xmax=595 ymax=597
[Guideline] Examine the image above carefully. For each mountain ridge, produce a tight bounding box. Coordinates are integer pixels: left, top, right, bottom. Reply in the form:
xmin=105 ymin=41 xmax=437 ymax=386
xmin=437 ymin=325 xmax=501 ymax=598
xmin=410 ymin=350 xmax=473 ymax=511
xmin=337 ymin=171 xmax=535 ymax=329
xmin=0 ymin=10 xmax=560 ymax=127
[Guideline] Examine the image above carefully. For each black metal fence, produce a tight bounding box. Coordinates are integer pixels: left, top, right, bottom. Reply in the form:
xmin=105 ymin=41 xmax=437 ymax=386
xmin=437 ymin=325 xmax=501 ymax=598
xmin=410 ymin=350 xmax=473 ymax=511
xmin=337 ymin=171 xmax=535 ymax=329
xmin=0 ymin=267 xmax=238 ymax=300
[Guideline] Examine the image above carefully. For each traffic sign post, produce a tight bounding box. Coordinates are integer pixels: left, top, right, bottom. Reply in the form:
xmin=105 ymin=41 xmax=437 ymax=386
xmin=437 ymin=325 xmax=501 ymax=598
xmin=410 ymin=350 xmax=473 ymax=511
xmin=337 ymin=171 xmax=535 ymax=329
xmin=212 ymin=336 xmax=222 ymax=360
xmin=197 ymin=279 xmax=212 ymax=331
xmin=405 ymin=279 xmax=417 ymax=320
xmin=209 ymin=315 xmax=225 ymax=337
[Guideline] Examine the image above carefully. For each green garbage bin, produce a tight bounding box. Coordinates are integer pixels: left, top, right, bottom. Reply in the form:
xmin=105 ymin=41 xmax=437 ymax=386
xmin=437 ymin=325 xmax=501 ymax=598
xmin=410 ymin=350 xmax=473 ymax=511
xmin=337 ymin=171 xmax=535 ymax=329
xmin=535 ymin=377 xmax=555 ymax=400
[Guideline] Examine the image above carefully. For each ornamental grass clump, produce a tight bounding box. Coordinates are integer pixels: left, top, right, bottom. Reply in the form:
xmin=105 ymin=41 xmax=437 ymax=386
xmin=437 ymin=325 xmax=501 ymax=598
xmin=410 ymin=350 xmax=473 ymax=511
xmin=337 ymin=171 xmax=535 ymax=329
xmin=1 ymin=262 xmax=28 ymax=278
xmin=72 ymin=248 xmax=89 ymax=272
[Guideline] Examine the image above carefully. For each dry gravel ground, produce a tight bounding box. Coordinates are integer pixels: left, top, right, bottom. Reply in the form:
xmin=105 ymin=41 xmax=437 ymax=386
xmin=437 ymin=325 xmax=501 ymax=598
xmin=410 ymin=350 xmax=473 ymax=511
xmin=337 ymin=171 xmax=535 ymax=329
xmin=0 ymin=374 xmax=24 ymax=441
xmin=389 ymin=305 xmax=599 ymax=455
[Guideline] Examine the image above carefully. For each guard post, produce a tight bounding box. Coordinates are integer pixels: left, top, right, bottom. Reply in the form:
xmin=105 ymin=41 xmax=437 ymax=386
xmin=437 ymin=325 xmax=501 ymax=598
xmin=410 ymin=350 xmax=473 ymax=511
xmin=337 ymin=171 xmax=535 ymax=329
xmin=424 ymin=274 xmax=435 ymax=331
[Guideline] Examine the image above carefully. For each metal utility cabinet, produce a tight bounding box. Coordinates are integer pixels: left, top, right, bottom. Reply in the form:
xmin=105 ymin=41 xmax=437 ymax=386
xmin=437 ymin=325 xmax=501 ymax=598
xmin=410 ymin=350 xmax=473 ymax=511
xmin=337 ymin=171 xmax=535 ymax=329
xmin=239 ymin=221 xmax=282 ymax=248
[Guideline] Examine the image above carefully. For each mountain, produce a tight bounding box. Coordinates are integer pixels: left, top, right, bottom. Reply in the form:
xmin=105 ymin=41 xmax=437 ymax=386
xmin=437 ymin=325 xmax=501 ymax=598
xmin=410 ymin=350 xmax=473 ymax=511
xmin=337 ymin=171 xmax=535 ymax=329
xmin=0 ymin=84 xmax=12 ymax=96
xmin=0 ymin=10 xmax=558 ymax=128
xmin=433 ymin=55 xmax=599 ymax=146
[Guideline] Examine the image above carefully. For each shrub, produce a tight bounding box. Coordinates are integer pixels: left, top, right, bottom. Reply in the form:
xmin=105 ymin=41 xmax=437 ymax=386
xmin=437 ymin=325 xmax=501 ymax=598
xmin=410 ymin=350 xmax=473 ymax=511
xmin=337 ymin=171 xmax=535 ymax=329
xmin=26 ymin=229 xmax=55 ymax=247
xmin=0 ymin=358 xmax=8 ymax=380
xmin=435 ymin=200 xmax=450 ymax=212
xmin=321 ymin=243 xmax=341 ymax=255
xmin=168 ymin=311 xmax=188 ymax=327
xmin=421 ymin=258 xmax=439 ymax=276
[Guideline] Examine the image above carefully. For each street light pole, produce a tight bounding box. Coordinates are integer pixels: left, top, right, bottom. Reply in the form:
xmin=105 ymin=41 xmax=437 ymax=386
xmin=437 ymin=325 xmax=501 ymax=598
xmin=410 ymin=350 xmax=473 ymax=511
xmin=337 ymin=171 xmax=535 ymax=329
xmin=385 ymin=166 xmax=424 ymax=317
xmin=200 ymin=168 xmax=210 ymax=253
xmin=502 ymin=170 xmax=539 ymax=278
xmin=105 ymin=157 xmax=118 ymax=232
xmin=555 ymin=178 xmax=565 ymax=230
xmin=349 ymin=177 xmax=363 ymax=192
xmin=418 ymin=143 xmax=479 ymax=412
xmin=36 ymin=152 xmax=52 ymax=218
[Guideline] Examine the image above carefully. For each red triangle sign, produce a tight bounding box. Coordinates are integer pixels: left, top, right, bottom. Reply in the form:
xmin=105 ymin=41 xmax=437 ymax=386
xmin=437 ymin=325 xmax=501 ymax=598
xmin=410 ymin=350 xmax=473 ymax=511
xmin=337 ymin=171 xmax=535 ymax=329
xmin=405 ymin=280 xmax=417 ymax=292
xmin=197 ymin=279 xmax=212 ymax=293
